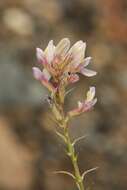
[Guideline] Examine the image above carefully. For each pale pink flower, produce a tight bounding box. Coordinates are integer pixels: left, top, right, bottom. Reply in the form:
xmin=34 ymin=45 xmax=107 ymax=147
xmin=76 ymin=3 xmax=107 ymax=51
xmin=35 ymin=38 xmax=70 ymax=80
xmin=67 ymin=41 xmax=97 ymax=77
xmin=68 ymin=87 xmax=97 ymax=117
xmin=33 ymin=38 xmax=97 ymax=91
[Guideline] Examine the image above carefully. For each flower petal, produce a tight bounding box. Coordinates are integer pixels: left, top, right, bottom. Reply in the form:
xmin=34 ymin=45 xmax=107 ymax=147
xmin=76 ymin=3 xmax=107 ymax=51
xmin=86 ymin=86 xmax=95 ymax=102
xmin=78 ymin=101 xmax=83 ymax=109
xmin=56 ymin=38 xmax=70 ymax=57
xmin=42 ymin=68 xmax=51 ymax=81
xmin=32 ymin=67 xmax=56 ymax=92
xmin=32 ymin=67 xmax=43 ymax=80
xmin=82 ymin=57 xmax=92 ymax=67
xmin=68 ymin=98 xmax=97 ymax=117
xmin=91 ymin=98 xmax=97 ymax=106
xmin=83 ymin=98 xmax=97 ymax=112
xmin=69 ymin=41 xmax=86 ymax=67
xmin=36 ymin=48 xmax=45 ymax=64
xmin=80 ymin=68 xmax=97 ymax=77
xmin=45 ymin=40 xmax=55 ymax=64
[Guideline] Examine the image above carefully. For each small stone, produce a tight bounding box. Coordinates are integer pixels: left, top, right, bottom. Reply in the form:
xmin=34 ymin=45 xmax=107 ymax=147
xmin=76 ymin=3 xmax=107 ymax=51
xmin=2 ymin=8 xmax=34 ymax=36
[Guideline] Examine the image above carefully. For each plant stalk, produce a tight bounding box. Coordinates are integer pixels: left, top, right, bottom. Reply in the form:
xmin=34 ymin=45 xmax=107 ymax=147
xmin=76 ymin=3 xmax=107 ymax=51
xmin=54 ymin=90 xmax=85 ymax=190
xmin=63 ymin=125 xmax=84 ymax=190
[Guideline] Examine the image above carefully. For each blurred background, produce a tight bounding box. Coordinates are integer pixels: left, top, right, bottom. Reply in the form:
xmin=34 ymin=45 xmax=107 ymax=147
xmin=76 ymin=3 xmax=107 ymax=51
xmin=0 ymin=0 xmax=127 ymax=189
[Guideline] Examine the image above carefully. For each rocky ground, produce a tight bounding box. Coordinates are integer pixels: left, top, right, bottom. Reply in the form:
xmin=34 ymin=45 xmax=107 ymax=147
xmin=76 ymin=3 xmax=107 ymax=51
xmin=0 ymin=0 xmax=127 ymax=190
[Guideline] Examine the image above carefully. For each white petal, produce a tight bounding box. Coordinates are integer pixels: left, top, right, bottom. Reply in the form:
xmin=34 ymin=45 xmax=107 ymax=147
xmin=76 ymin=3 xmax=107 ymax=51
xmin=80 ymin=68 xmax=97 ymax=77
xmin=45 ymin=40 xmax=55 ymax=64
xmin=78 ymin=101 xmax=83 ymax=108
xmin=86 ymin=86 xmax=96 ymax=101
xmin=83 ymin=98 xmax=97 ymax=111
xmin=90 ymin=86 xmax=95 ymax=95
xmin=91 ymin=98 xmax=97 ymax=106
xmin=42 ymin=68 xmax=51 ymax=81
xmin=56 ymin=38 xmax=70 ymax=56
xmin=36 ymin=48 xmax=45 ymax=63
xmin=32 ymin=67 xmax=43 ymax=80
xmin=83 ymin=57 xmax=92 ymax=67
xmin=69 ymin=41 xmax=86 ymax=67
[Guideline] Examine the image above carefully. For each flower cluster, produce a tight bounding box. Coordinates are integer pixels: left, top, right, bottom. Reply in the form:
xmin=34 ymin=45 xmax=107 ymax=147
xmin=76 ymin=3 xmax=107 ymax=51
xmin=33 ymin=38 xmax=97 ymax=118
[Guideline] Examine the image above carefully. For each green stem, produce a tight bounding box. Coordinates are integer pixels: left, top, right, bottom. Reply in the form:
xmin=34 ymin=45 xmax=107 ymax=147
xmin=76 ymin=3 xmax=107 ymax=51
xmin=53 ymin=92 xmax=84 ymax=190
xmin=63 ymin=126 xmax=84 ymax=190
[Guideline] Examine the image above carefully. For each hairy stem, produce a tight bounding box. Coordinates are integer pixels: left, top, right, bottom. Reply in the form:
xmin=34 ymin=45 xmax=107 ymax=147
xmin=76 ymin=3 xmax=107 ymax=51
xmin=63 ymin=125 xmax=84 ymax=190
xmin=53 ymin=91 xmax=85 ymax=190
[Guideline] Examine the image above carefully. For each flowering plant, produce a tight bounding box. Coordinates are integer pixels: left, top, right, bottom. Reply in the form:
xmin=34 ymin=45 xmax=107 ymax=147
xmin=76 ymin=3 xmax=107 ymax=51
xmin=33 ymin=38 xmax=97 ymax=190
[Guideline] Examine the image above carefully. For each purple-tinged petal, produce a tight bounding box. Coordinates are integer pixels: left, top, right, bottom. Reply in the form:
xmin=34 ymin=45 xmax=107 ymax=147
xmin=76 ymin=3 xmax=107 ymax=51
xmin=42 ymin=68 xmax=51 ymax=81
xmin=91 ymin=98 xmax=97 ymax=106
xmin=68 ymin=98 xmax=97 ymax=117
xmin=32 ymin=67 xmax=43 ymax=80
xmin=77 ymin=57 xmax=92 ymax=72
xmin=83 ymin=98 xmax=97 ymax=112
xmin=83 ymin=57 xmax=92 ymax=67
xmin=32 ymin=67 xmax=55 ymax=92
xmin=68 ymin=86 xmax=97 ymax=117
xmin=80 ymin=68 xmax=97 ymax=77
xmin=36 ymin=48 xmax=45 ymax=64
xmin=56 ymin=38 xmax=70 ymax=57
